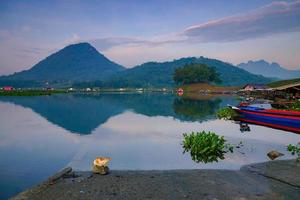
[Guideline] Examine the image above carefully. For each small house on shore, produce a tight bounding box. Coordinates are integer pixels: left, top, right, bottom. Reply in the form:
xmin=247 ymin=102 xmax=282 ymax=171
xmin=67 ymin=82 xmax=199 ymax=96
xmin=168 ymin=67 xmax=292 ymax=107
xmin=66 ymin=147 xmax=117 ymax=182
xmin=242 ymin=84 xmax=268 ymax=91
xmin=46 ymin=87 xmax=54 ymax=91
xmin=3 ymin=86 xmax=13 ymax=91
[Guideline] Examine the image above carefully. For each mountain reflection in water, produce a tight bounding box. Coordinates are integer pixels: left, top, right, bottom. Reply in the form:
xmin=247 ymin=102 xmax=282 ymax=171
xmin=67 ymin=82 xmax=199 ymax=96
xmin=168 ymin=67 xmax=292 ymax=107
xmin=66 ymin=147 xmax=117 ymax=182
xmin=1 ymin=93 xmax=300 ymax=200
xmin=0 ymin=93 xmax=232 ymax=134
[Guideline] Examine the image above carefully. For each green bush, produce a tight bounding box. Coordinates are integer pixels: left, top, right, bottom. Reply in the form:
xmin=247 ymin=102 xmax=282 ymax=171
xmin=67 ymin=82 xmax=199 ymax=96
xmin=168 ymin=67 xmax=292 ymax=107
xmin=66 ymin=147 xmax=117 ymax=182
xmin=287 ymin=143 xmax=300 ymax=162
xmin=216 ymin=107 xmax=238 ymax=120
xmin=292 ymin=101 xmax=300 ymax=111
xmin=182 ymin=131 xmax=234 ymax=163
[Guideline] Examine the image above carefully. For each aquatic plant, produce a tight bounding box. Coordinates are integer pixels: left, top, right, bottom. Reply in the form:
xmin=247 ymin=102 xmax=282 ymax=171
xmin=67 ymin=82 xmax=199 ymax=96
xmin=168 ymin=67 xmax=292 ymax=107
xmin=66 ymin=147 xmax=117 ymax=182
xmin=287 ymin=143 xmax=300 ymax=162
xmin=291 ymin=101 xmax=300 ymax=111
xmin=182 ymin=131 xmax=234 ymax=163
xmin=216 ymin=107 xmax=238 ymax=120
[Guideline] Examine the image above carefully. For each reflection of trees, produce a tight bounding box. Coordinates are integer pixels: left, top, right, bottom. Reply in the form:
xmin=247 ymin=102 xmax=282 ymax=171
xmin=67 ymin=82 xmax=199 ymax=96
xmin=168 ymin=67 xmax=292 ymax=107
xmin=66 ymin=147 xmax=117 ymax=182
xmin=173 ymin=97 xmax=222 ymax=121
xmin=119 ymin=93 xmax=175 ymax=117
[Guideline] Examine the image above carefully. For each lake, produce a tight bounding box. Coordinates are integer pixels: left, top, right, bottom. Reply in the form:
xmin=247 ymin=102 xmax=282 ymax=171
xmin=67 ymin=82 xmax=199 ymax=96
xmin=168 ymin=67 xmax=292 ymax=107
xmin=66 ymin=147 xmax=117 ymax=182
xmin=0 ymin=93 xmax=299 ymax=199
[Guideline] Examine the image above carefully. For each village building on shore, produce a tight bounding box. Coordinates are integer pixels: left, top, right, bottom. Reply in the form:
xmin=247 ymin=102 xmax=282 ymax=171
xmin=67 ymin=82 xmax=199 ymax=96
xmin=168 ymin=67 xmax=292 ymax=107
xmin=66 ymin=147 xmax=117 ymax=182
xmin=242 ymin=84 xmax=268 ymax=91
xmin=2 ymin=86 xmax=14 ymax=91
xmin=239 ymin=82 xmax=300 ymax=100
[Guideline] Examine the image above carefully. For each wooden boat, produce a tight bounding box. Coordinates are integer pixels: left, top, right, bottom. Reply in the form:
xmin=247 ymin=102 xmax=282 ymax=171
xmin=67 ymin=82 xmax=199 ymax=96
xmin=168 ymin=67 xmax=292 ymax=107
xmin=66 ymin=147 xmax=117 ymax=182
xmin=230 ymin=104 xmax=300 ymax=133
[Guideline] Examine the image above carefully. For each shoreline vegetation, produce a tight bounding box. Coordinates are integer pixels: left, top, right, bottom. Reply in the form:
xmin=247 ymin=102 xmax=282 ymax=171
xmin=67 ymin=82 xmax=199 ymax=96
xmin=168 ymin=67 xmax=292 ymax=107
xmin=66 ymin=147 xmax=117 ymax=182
xmin=0 ymin=77 xmax=298 ymax=97
xmin=180 ymin=83 xmax=238 ymax=94
xmin=0 ymin=89 xmax=66 ymax=96
xmin=0 ymin=88 xmax=173 ymax=96
xmin=1 ymin=79 xmax=299 ymax=112
xmin=0 ymin=83 xmax=239 ymax=96
xmin=12 ymin=159 xmax=300 ymax=200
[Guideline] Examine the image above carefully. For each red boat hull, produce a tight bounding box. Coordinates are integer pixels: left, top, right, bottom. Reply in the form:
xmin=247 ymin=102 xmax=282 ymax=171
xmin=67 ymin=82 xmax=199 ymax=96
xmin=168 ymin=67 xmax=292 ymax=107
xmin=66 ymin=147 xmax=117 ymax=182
xmin=238 ymin=118 xmax=300 ymax=133
xmin=237 ymin=106 xmax=300 ymax=134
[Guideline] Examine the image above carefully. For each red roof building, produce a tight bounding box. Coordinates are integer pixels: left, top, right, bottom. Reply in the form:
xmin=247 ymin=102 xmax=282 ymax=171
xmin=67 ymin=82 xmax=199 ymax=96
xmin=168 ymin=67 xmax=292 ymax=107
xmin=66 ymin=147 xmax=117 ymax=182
xmin=3 ymin=86 xmax=13 ymax=91
xmin=242 ymin=84 xmax=267 ymax=91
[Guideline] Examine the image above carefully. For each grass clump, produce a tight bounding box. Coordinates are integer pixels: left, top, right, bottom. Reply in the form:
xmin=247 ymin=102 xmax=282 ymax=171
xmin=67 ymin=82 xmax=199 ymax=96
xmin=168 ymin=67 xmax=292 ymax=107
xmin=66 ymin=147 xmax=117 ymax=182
xmin=182 ymin=131 xmax=234 ymax=163
xmin=287 ymin=143 xmax=300 ymax=162
xmin=216 ymin=107 xmax=238 ymax=120
xmin=291 ymin=101 xmax=300 ymax=111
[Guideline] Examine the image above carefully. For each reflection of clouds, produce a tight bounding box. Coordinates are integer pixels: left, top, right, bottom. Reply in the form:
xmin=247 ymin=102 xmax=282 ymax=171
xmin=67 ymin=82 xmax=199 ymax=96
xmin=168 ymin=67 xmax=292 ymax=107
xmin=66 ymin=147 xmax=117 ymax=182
xmin=98 ymin=111 xmax=205 ymax=142
xmin=1 ymin=102 xmax=300 ymax=171
xmin=0 ymin=102 xmax=81 ymax=196
xmin=224 ymin=138 xmax=294 ymax=167
xmin=74 ymin=111 xmax=300 ymax=170
xmin=99 ymin=111 xmax=299 ymax=145
xmin=0 ymin=102 xmax=79 ymax=150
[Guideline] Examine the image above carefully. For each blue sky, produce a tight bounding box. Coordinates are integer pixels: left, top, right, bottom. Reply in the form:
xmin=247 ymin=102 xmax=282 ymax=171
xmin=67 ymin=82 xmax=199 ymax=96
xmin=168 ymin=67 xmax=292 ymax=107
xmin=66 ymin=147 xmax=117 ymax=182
xmin=0 ymin=0 xmax=299 ymax=75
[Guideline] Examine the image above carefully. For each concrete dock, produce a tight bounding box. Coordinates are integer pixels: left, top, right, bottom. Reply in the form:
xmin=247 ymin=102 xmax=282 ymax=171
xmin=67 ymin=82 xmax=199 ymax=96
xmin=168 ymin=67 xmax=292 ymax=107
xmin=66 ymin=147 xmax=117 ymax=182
xmin=12 ymin=159 xmax=300 ymax=200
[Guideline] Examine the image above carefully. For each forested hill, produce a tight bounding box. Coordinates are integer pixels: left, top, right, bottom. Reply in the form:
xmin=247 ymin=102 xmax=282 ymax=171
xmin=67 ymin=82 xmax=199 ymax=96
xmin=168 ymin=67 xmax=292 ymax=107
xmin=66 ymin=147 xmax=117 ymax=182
xmin=91 ymin=57 xmax=272 ymax=88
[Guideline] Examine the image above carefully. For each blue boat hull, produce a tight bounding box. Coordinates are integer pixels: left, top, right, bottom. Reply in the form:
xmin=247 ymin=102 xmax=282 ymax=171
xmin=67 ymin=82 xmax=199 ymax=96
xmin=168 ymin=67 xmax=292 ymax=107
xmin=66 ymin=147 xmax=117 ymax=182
xmin=237 ymin=106 xmax=300 ymax=133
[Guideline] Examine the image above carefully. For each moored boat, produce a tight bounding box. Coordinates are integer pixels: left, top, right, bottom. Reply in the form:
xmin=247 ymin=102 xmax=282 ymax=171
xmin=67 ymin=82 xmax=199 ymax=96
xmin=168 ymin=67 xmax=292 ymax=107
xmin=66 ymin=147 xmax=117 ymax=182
xmin=231 ymin=104 xmax=300 ymax=133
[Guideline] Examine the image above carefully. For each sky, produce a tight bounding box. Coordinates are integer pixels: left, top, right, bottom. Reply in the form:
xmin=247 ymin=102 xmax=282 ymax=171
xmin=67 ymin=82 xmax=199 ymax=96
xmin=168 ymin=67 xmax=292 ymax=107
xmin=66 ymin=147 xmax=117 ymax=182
xmin=0 ymin=0 xmax=300 ymax=75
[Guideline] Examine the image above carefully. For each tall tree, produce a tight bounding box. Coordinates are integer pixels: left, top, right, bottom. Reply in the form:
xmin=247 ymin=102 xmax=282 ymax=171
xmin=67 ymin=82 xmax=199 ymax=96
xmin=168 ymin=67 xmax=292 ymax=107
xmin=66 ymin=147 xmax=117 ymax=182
xmin=173 ymin=63 xmax=221 ymax=85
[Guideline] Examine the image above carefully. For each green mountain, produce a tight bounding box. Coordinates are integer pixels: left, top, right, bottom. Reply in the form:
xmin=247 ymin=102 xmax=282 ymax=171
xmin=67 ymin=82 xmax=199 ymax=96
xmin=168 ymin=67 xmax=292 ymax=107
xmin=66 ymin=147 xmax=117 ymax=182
xmin=1 ymin=43 xmax=125 ymax=82
xmin=1 ymin=43 xmax=272 ymax=88
xmin=96 ymin=57 xmax=271 ymax=87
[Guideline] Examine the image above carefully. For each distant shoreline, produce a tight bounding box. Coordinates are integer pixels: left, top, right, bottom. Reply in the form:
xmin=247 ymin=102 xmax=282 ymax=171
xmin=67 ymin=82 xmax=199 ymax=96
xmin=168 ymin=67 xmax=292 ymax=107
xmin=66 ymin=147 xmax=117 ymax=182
xmin=0 ymin=83 xmax=240 ymax=96
xmin=0 ymin=89 xmax=65 ymax=96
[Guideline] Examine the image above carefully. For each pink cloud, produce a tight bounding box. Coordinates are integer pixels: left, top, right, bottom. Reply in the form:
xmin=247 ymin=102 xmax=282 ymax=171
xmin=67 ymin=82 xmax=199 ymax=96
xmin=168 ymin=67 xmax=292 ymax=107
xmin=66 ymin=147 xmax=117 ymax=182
xmin=182 ymin=0 xmax=300 ymax=42
xmin=91 ymin=1 xmax=300 ymax=51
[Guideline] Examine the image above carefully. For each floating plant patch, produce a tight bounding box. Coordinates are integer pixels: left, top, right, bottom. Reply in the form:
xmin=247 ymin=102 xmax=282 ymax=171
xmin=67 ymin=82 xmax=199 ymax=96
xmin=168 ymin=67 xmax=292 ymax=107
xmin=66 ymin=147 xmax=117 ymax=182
xmin=216 ymin=107 xmax=238 ymax=120
xmin=287 ymin=142 xmax=300 ymax=162
xmin=182 ymin=131 xmax=236 ymax=163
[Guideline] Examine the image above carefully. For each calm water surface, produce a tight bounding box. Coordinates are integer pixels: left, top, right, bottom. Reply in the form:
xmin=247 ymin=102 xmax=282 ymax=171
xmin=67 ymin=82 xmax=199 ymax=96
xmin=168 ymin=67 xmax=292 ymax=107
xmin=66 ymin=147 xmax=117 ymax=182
xmin=0 ymin=93 xmax=299 ymax=199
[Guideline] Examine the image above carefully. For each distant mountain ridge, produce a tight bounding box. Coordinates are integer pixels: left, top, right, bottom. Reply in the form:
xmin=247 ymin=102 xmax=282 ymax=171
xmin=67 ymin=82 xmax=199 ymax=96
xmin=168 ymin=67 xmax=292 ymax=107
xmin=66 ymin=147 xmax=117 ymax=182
xmin=238 ymin=60 xmax=300 ymax=79
xmin=98 ymin=57 xmax=271 ymax=87
xmin=1 ymin=43 xmax=125 ymax=81
xmin=0 ymin=43 xmax=272 ymax=87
